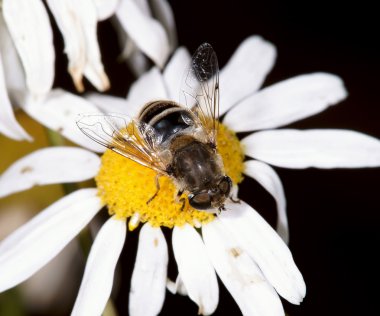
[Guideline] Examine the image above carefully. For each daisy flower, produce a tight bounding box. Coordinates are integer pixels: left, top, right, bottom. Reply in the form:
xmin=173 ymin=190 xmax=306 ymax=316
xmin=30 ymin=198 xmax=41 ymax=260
xmin=0 ymin=0 xmax=175 ymax=94
xmin=1 ymin=36 xmax=379 ymax=316
xmin=0 ymin=0 xmax=175 ymax=141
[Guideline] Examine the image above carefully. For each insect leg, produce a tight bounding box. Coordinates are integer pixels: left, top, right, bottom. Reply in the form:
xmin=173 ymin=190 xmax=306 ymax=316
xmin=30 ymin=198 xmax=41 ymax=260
xmin=179 ymin=197 xmax=186 ymax=211
xmin=146 ymin=174 xmax=161 ymax=204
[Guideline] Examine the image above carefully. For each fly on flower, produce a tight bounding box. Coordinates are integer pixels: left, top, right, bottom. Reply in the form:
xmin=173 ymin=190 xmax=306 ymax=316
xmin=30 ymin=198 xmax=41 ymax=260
xmin=77 ymin=43 xmax=233 ymax=213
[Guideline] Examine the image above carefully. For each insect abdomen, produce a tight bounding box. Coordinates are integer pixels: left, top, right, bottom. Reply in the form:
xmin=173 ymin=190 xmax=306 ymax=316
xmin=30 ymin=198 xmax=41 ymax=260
xmin=140 ymin=101 xmax=195 ymax=143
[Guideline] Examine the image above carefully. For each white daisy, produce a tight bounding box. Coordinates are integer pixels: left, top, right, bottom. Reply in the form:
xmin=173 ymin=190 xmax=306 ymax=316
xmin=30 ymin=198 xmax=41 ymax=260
xmin=1 ymin=36 xmax=379 ymax=316
xmin=0 ymin=0 xmax=175 ymax=94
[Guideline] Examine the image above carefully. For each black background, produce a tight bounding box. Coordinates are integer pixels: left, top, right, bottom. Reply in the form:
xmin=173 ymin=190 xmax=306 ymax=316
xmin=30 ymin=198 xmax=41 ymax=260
xmin=15 ymin=0 xmax=380 ymax=315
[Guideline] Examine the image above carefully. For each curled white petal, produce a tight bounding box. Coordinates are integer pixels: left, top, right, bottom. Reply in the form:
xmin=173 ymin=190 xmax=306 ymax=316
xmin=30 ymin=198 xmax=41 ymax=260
xmin=116 ymin=0 xmax=170 ymax=68
xmin=72 ymin=216 xmax=126 ymax=316
xmin=46 ymin=0 xmax=110 ymax=92
xmin=93 ymin=0 xmax=120 ymax=21
xmin=243 ymin=129 xmax=380 ymax=169
xmin=224 ymin=73 xmax=347 ymax=132
xmin=0 ymin=147 xmax=100 ymax=198
xmin=0 ymin=51 xmax=31 ymax=141
xmin=244 ymin=160 xmax=288 ymax=243
xmin=218 ymin=201 xmax=306 ymax=304
xmin=0 ymin=188 xmax=102 ymax=292
xmin=3 ymin=0 xmax=55 ymax=96
xmin=163 ymin=47 xmax=191 ymax=101
xmin=172 ymin=224 xmax=218 ymax=315
xmin=129 ymin=224 xmax=168 ymax=316
xmin=220 ymin=36 xmax=276 ymax=116
xmin=23 ymin=89 xmax=105 ymax=152
xmin=202 ymin=219 xmax=284 ymax=316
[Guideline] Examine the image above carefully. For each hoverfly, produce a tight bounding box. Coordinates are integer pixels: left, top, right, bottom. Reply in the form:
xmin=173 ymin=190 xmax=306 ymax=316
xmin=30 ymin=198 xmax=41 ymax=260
xmin=77 ymin=43 xmax=232 ymax=212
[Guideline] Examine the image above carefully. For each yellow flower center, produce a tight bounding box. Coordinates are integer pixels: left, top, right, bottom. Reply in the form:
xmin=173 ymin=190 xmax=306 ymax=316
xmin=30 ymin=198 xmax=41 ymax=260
xmin=95 ymin=123 xmax=244 ymax=230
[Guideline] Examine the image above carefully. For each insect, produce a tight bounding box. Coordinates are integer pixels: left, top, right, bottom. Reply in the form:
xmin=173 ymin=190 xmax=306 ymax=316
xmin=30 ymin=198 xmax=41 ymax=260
xmin=77 ymin=43 xmax=232 ymax=212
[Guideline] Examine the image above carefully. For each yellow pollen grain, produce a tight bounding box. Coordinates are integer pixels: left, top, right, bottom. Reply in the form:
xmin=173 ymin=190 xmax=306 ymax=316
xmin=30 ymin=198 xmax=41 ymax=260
xmin=95 ymin=123 xmax=244 ymax=229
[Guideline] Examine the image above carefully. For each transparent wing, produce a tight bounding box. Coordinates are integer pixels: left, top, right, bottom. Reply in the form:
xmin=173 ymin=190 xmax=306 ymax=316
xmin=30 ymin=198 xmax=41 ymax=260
xmin=77 ymin=114 xmax=168 ymax=174
xmin=180 ymin=43 xmax=220 ymax=146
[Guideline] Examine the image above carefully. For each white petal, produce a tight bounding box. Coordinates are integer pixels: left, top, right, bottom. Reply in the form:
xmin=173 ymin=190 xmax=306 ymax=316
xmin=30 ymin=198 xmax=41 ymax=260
xmin=0 ymin=188 xmax=102 ymax=292
xmin=218 ymin=201 xmax=306 ymax=304
xmin=129 ymin=224 xmax=168 ymax=316
xmin=0 ymin=14 xmax=26 ymax=105
xmin=72 ymin=216 xmax=126 ymax=316
xmin=166 ymin=275 xmax=188 ymax=296
xmin=172 ymin=224 xmax=218 ymax=315
xmin=116 ymin=0 xmax=170 ymax=68
xmin=224 ymin=73 xmax=347 ymax=132
xmin=150 ymin=0 xmax=177 ymax=52
xmin=220 ymin=36 xmax=276 ymax=116
xmin=126 ymin=67 xmax=168 ymax=116
xmin=86 ymin=92 xmax=131 ymax=115
xmin=202 ymin=219 xmax=284 ymax=316
xmin=243 ymin=129 xmax=380 ymax=169
xmin=46 ymin=0 xmax=110 ymax=92
xmin=0 ymin=51 xmax=31 ymax=141
xmin=244 ymin=160 xmax=288 ymax=243
xmin=0 ymin=147 xmax=100 ymax=198
xmin=163 ymin=47 xmax=191 ymax=101
xmin=23 ymin=89 xmax=105 ymax=152
xmin=93 ymin=0 xmax=120 ymax=21
xmin=126 ymin=46 xmax=150 ymax=77
xmin=3 ymin=0 xmax=55 ymax=96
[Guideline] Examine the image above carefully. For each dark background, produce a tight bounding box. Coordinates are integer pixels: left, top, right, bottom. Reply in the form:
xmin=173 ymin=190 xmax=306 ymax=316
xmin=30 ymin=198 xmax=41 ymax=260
xmin=2 ymin=0 xmax=379 ymax=315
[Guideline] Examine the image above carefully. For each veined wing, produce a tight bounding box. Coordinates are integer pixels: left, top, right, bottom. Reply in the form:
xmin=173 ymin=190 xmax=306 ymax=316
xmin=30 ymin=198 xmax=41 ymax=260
xmin=180 ymin=43 xmax=220 ymax=146
xmin=77 ymin=114 xmax=168 ymax=174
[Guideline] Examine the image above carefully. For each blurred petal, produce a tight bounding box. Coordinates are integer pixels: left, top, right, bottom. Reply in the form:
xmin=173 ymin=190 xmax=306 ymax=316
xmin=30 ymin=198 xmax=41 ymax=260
xmin=72 ymin=216 xmax=126 ymax=316
xmin=202 ymin=219 xmax=284 ymax=316
xmin=0 ymin=147 xmax=100 ymax=198
xmin=126 ymin=67 xmax=167 ymax=115
xmin=116 ymin=0 xmax=170 ymax=68
xmin=3 ymin=0 xmax=55 ymax=96
xmin=220 ymin=36 xmax=276 ymax=116
xmin=244 ymin=160 xmax=288 ymax=243
xmin=150 ymin=0 xmax=177 ymax=52
xmin=0 ymin=188 xmax=102 ymax=292
xmin=23 ymin=89 xmax=105 ymax=152
xmin=86 ymin=92 xmax=131 ymax=115
xmin=166 ymin=274 xmax=187 ymax=296
xmin=46 ymin=0 xmax=110 ymax=92
xmin=218 ymin=201 xmax=306 ymax=304
xmin=93 ymin=0 xmax=120 ymax=20
xmin=173 ymin=224 xmax=218 ymax=315
xmin=224 ymin=73 xmax=347 ymax=132
xmin=163 ymin=47 xmax=191 ymax=100
xmin=0 ymin=14 xmax=26 ymax=105
xmin=243 ymin=129 xmax=380 ymax=169
xmin=0 ymin=52 xmax=31 ymax=141
xmin=129 ymin=224 xmax=168 ymax=316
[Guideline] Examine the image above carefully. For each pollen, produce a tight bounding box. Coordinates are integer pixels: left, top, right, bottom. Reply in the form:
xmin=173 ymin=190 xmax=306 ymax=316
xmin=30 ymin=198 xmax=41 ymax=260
xmin=95 ymin=123 xmax=244 ymax=230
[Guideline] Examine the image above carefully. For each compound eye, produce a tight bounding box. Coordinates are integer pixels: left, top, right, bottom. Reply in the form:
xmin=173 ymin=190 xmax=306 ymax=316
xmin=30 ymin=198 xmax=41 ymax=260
xmin=189 ymin=192 xmax=212 ymax=210
xmin=218 ymin=176 xmax=232 ymax=195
